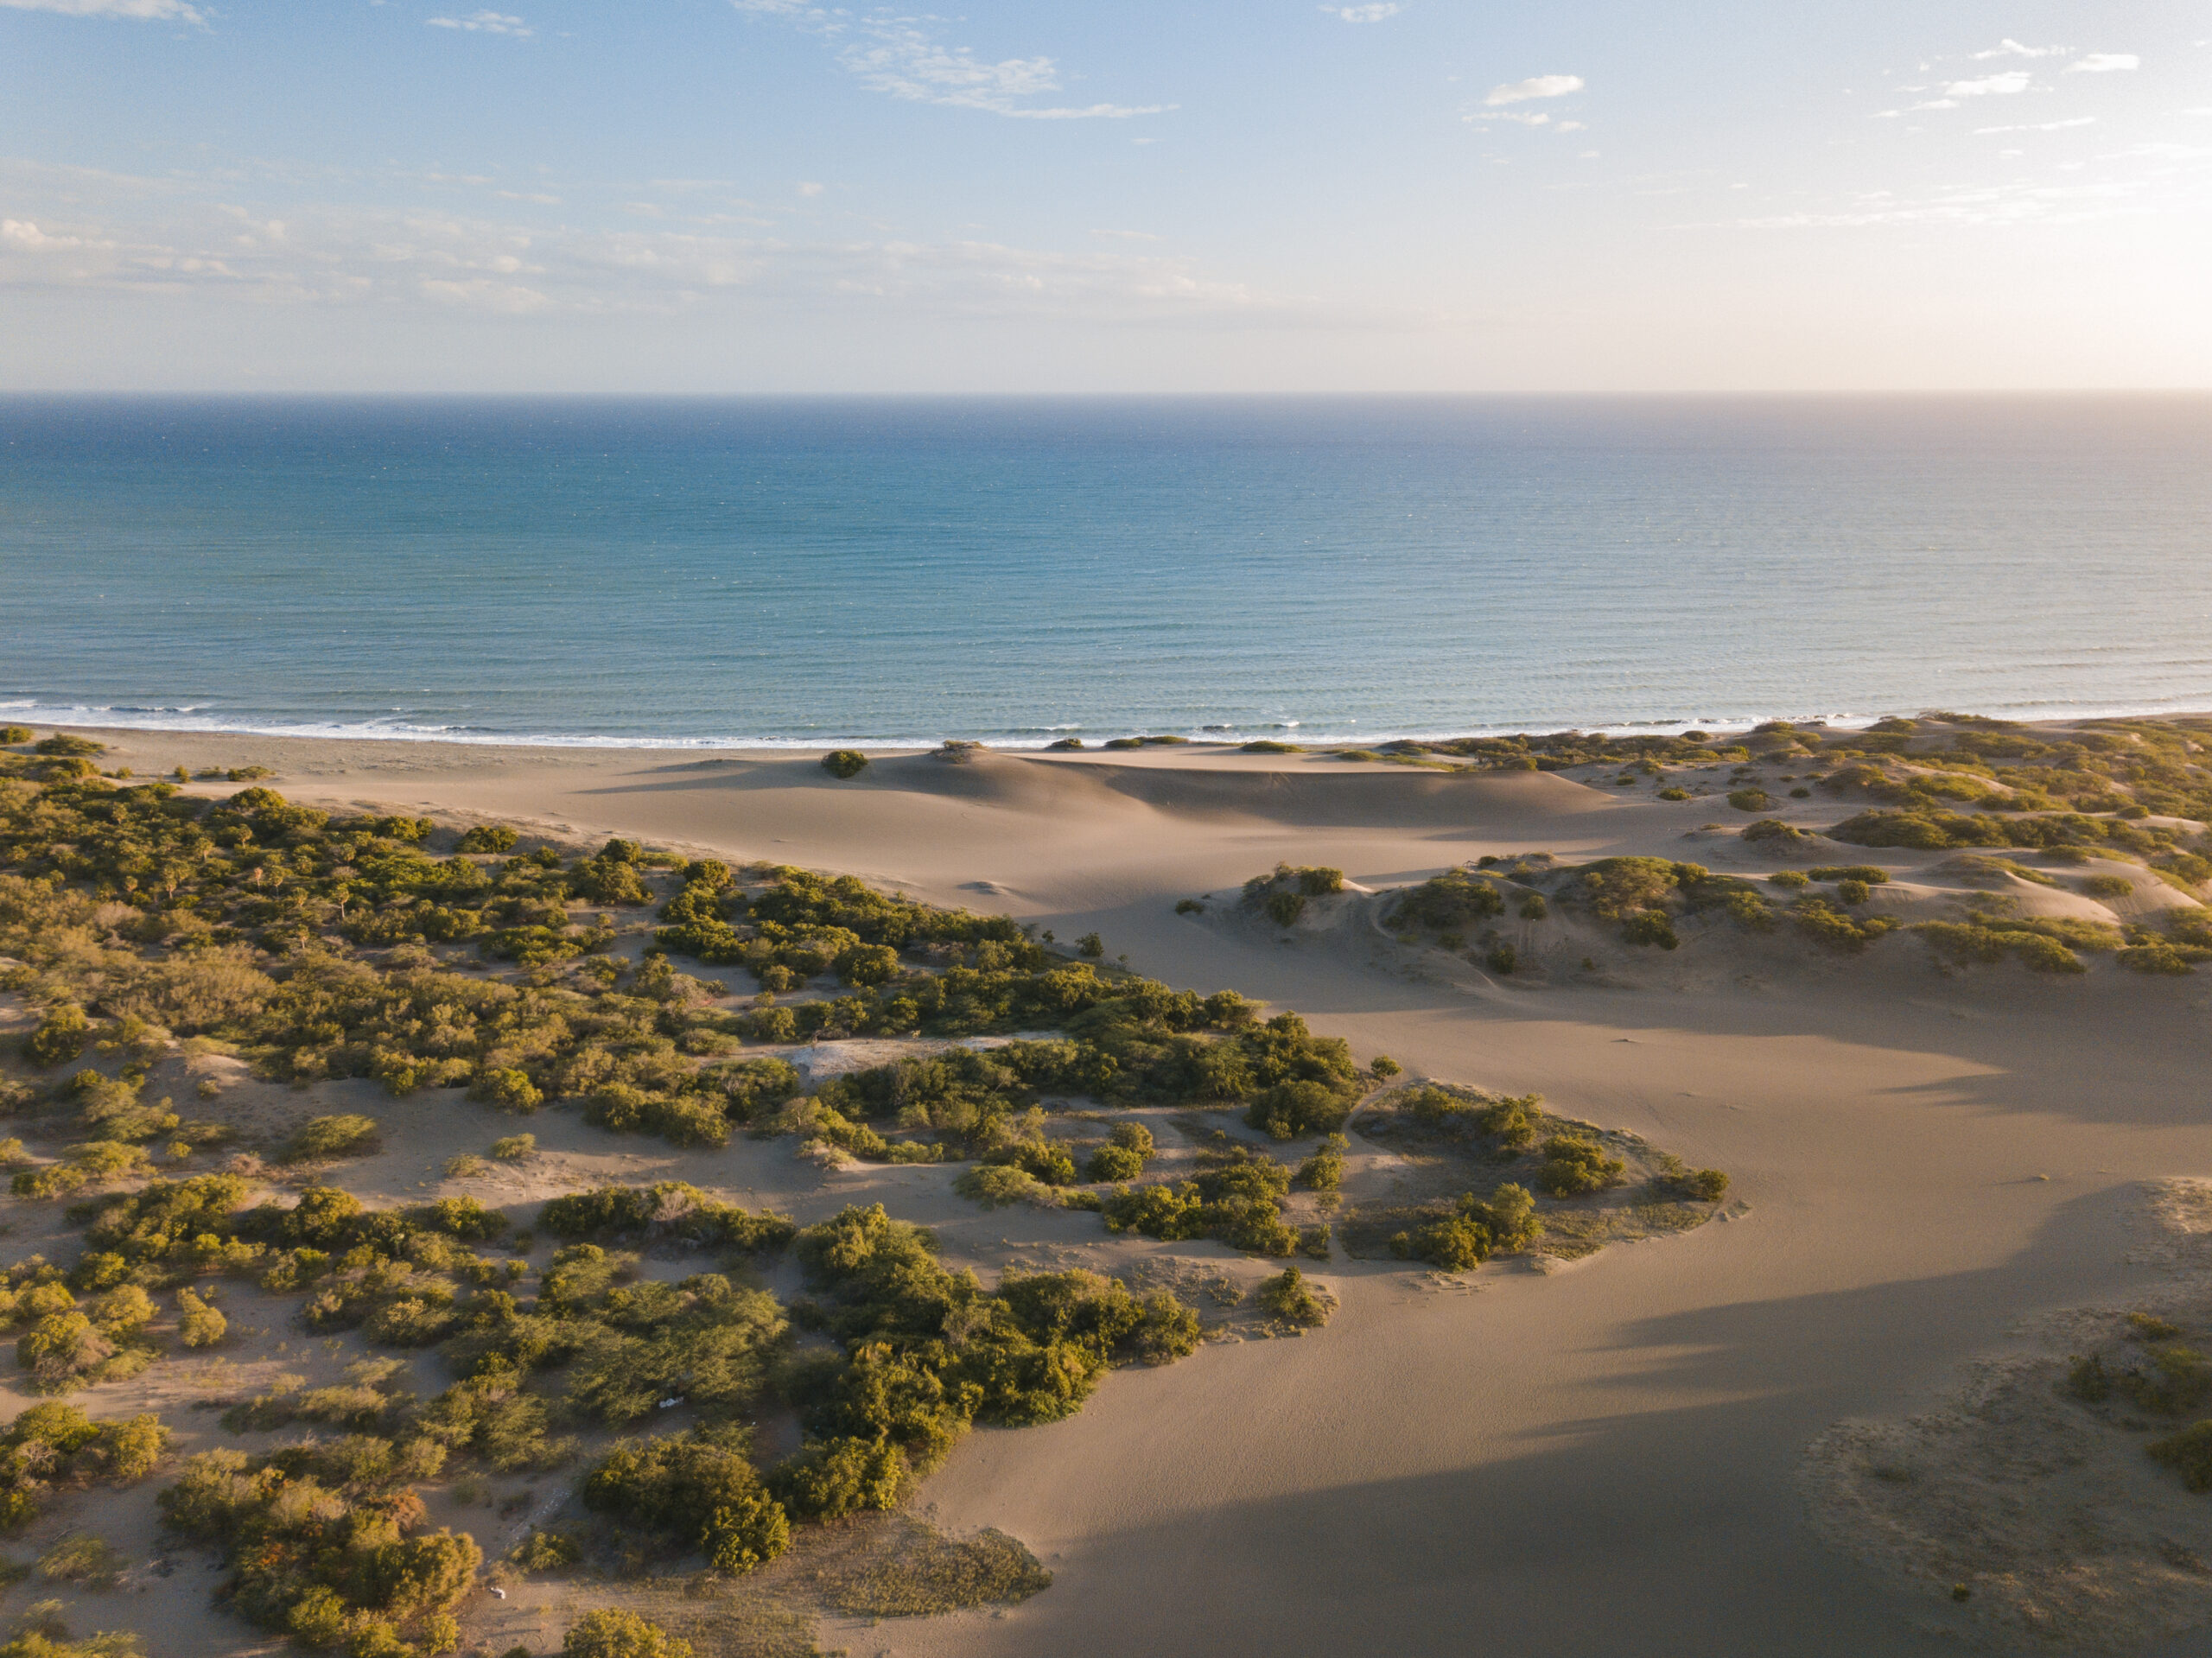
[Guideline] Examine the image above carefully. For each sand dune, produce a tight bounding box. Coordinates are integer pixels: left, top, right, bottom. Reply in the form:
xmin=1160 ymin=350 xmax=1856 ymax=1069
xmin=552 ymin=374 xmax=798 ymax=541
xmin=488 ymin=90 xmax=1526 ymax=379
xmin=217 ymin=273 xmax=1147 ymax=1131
xmin=38 ymin=725 xmax=2212 ymax=1656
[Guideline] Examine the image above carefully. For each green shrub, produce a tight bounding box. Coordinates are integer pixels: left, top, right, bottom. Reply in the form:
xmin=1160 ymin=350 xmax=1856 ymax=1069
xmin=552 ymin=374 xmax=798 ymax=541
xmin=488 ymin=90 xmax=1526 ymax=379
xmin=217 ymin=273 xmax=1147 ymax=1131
xmin=1657 ymin=787 xmax=1689 ymax=801
xmin=1518 ymin=893 xmax=1548 ymax=918
xmin=490 ymin=1134 xmax=537 ymax=1160
xmin=2120 ymin=944 xmax=2197 ymax=975
xmin=1485 ymin=942 xmax=1516 ymax=974
xmin=1245 ymin=1076 xmax=1356 ymax=1140
xmin=1385 ymin=869 xmax=1503 ymax=931
xmin=1294 ymin=1134 xmax=1344 ymax=1192
xmin=1676 ymin=1167 xmax=1729 ymax=1202
xmin=704 ymin=1491 xmax=791 ymax=1572
xmin=769 ymin=1435 xmax=908 ymax=1521
xmin=1255 ymin=1267 xmax=1331 ymax=1327
xmin=159 ymin=1440 xmax=479 ymax=1642
xmin=1835 ymin=879 xmax=1871 ymax=905
xmin=955 ymin=1165 xmax=1049 ymax=1209
xmin=1727 ymin=789 xmax=1770 ymax=812
xmin=457 ymin=825 xmax=519 ymax=854
xmin=0 ymin=1405 xmax=168 ymax=1530
xmin=1076 ymin=933 xmax=1103 ymax=958
xmin=280 ymin=1115 xmax=379 ymax=1163
xmin=0 ymin=727 xmax=30 ymax=746
xmin=1537 ymin=1134 xmax=1624 ymax=1197
xmin=2082 ymin=874 xmax=2134 ymax=898
xmin=563 ymin=1609 xmax=695 ymax=1658
xmin=1792 ymin=898 xmax=1897 ymax=952
xmin=34 ymin=736 xmax=103 ymax=758
xmin=1084 ymin=1142 xmax=1145 ymax=1183
xmin=175 ymin=1287 xmax=226 ymax=1348
xmin=24 ymin=1007 xmax=91 ymax=1070
xmin=1622 ymin=912 xmax=1678 ymax=950
xmin=1769 ymin=870 xmax=1808 ymax=889
xmin=583 ymin=1426 xmax=785 ymax=1557
xmin=2149 ymin=1420 xmax=2212 ymax=1491
xmin=510 ymin=1525 xmax=582 ymax=1573
xmin=1807 ymin=865 xmax=1888 ymax=885
xmin=1265 ymin=891 xmax=1306 ymax=927
xmin=821 ymin=750 xmax=869 ymax=780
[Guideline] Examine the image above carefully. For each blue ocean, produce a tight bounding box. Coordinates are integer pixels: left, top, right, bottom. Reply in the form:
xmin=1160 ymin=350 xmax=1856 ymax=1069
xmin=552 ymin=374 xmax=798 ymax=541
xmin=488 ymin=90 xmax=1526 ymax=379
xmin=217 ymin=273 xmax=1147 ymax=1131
xmin=3 ymin=395 xmax=2209 ymax=747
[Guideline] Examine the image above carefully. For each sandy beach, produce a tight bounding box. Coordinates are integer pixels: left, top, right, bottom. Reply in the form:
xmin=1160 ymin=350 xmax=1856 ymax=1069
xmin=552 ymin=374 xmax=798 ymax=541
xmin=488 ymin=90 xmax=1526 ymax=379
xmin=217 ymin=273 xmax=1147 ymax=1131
xmin=5 ymin=722 xmax=2204 ymax=1656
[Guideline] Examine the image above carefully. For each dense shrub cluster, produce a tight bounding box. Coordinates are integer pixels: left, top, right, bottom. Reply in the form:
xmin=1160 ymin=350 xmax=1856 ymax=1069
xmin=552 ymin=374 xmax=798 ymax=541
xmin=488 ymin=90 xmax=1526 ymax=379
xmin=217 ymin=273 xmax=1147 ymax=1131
xmin=1390 ymin=1183 xmax=1541 ymax=1270
xmin=1098 ymin=1143 xmax=1324 ymax=1257
xmin=0 ymin=1403 xmax=168 ymax=1529
xmin=1535 ymin=1135 xmax=1625 ymax=1197
xmin=1384 ymin=867 xmax=1504 ymax=932
xmin=159 ymin=1436 xmax=479 ymax=1655
xmin=774 ymin=1204 xmax=1200 ymax=1508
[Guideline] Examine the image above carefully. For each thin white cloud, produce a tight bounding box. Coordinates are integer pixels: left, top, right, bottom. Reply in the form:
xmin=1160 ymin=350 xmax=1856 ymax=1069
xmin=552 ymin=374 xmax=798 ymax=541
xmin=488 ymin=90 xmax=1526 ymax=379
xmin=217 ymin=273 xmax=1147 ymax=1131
xmin=1325 ymin=3 xmax=1401 ymax=21
xmin=1974 ymin=40 xmax=2064 ymax=60
xmin=3 ymin=218 xmax=85 ymax=250
xmin=1944 ymin=71 xmax=2033 ymax=96
xmin=0 ymin=0 xmax=202 ymax=18
xmin=1091 ymin=228 xmax=1161 ymax=240
xmin=730 ymin=3 xmax=1169 ymax=120
xmin=1974 ymin=117 xmax=2095 ymax=134
xmin=796 ymin=181 xmax=824 ymax=197
xmin=428 ymin=10 xmax=532 ymax=37
xmin=2068 ymin=53 xmax=2139 ymax=73
xmin=1485 ymin=73 xmax=1583 ymax=105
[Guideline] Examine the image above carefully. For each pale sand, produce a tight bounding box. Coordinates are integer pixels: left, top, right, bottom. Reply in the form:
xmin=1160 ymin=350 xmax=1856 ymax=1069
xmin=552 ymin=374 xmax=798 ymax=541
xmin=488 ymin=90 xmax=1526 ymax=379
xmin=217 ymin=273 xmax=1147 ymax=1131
xmin=38 ymin=727 xmax=2212 ymax=1656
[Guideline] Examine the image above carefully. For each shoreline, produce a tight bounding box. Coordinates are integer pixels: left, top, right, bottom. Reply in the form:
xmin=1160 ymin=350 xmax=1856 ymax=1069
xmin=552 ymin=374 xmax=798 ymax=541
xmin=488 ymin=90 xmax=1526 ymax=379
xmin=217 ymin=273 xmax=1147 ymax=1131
xmin=16 ymin=699 xmax=2212 ymax=758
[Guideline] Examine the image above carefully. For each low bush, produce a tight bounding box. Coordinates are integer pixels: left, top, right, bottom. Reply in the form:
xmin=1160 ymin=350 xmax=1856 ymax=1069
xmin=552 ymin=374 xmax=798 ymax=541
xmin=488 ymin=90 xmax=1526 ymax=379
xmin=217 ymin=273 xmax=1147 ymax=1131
xmin=582 ymin=1425 xmax=790 ymax=1569
xmin=1726 ymin=789 xmax=1770 ymax=811
xmin=1385 ymin=868 xmax=1503 ymax=931
xmin=1622 ymin=912 xmax=1678 ymax=950
xmin=1255 ymin=1267 xmax=1331 ymax=1328
xmin=280 ymin=1114 xmax=380 ymax=1163
xmin=564 ymin=1609 xmax=695 ymax=1658
xmin=1792 ymin=898 xmax=1897 ymax=952
xmin=2120 ymin=944 xmax=2198 ymax=975
xmin=0 ymin=727 xmax=30 ymax=746
xmin=2082 ymin=874 xmax=2135 ymax=898
xmin=457 ymin=825 xmax=519 ymax=854
xmin=1768 ymin=871 xmax=1808 ymax=889
xmin=953 ymin=1165 xmax=1049 ymax=1209
xmin=24 ymin=1007 xmax=92 ymax=1070
xmin=821 ymin=751 xmax=869 ymax=780
xmin=2149 ymin=1420 xmax=2212 ymax=1491
xmin=1674 ymin=1167 xmax=1729 ymax=1202
xmin=1657 ymin=787 xmax=1689 ymax=802
xmin=1537 ymin=1135 xmax=1624 ymax=1197
xmin=1913 ymin=922 xmax=2087 ymax=974
xmin=159 ymin=1438 xmax=479 ymax=1647
xmin=0 ymin=1404 xmax=168 ymax=1530
xmin=1390 ymin=1184 xmax=1541 ymax=1270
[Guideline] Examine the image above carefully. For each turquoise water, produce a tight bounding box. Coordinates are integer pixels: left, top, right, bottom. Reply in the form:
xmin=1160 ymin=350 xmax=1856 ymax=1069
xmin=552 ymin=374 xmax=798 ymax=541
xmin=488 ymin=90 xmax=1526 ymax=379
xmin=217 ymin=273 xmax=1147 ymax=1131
xmin=3 ymin=395 xmax=2209 ymax=746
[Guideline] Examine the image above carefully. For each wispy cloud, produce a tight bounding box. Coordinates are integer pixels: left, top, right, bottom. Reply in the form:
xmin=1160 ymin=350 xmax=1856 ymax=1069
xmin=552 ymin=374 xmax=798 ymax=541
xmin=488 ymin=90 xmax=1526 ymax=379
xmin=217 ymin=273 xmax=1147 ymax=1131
xmin=1974 ymin=117 xmax=2095 ymax=135
xmin=0 ymin=0 xmax=203 ymax=20
xmin=1090 ymin=228 xmax=1162 ymax=240
xmin=428 ymin=10 xmax=532 ymax=36
xmin=1943 ymin=71 xmax=2033 ymax=97
xmin=1973 ymin=40 xmax=2064 ymax=60
xmin=730 ymin=3 xmax=1170 ymax=120
xmin=1324 ymin=3 xmax=1401 ymax=21
xmin=3 ymin=218 xmax=88 ymax=250
xmin=1485 ymin=74 xmax=1583 ymax=106
xmin=2068 ymin=53 xmax=2139 ymax=73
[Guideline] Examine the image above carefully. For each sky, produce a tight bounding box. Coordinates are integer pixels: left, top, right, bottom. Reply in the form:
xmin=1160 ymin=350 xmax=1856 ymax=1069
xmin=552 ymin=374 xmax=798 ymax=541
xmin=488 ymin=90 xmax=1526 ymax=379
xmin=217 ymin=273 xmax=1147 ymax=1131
xmin=0 ymin=0 xmax=2207 ymax=391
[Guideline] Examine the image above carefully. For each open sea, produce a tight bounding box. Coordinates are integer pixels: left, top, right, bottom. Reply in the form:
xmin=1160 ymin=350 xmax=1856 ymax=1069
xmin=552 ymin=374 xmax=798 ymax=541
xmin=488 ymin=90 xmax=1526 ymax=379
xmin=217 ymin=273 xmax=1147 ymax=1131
xmin=3 ymin=394 xmax=2209 ymax=748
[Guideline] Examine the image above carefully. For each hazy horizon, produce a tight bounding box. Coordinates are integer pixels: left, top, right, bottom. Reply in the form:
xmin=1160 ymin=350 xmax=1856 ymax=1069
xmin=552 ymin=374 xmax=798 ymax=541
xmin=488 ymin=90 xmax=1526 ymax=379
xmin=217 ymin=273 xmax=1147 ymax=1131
xmin=3 ymin=0 xmax=2207 ymax=395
